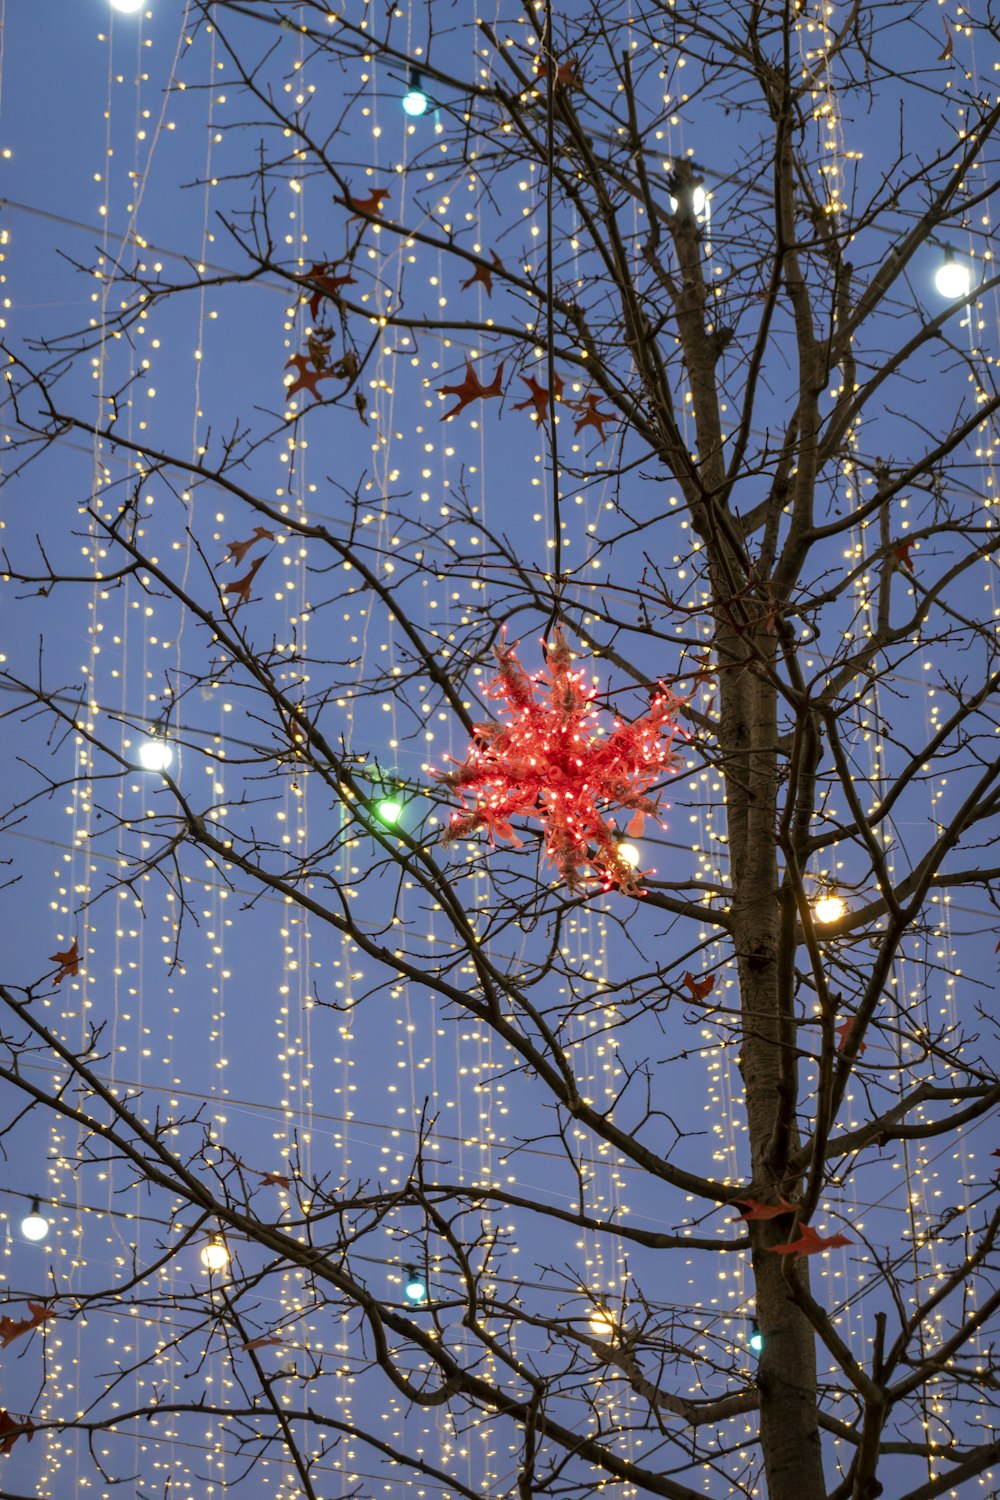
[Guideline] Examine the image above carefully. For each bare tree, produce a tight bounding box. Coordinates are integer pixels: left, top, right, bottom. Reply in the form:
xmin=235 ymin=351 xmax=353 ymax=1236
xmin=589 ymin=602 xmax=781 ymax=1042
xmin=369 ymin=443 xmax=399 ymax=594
xmin=2 ymin=2 xmax=1000 ymax=1497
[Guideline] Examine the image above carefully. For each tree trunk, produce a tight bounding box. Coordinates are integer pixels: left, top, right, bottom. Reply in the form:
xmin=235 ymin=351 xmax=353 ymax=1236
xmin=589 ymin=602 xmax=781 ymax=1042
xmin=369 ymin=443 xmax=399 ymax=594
xmin=721 ymin=627 xmax=826 ymax=1500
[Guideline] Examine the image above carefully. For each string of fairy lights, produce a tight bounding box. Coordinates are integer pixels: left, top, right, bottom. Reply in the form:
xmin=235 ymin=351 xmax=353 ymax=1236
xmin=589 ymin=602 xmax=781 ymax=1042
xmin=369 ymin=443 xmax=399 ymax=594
xmin=2 ymin=1 xmax=998 ymax=1497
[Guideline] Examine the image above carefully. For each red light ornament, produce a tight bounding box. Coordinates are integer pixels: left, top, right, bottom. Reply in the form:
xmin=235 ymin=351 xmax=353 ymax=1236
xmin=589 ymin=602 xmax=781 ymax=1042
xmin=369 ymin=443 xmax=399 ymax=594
xmin=434 ymin=631 xmax=685 ymax=892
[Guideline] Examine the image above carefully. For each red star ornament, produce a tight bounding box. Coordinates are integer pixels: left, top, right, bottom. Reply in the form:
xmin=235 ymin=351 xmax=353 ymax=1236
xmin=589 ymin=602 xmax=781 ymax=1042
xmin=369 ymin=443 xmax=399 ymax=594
xmin=434 ymin=630 xmax=685 ymax=891
xmin=437 ymin=360 xmax=505 ymax=421
xmin=512 ymin=372 xmax=564 ymax=423
xmin=460 ymin=250 xmax=504 ymax=296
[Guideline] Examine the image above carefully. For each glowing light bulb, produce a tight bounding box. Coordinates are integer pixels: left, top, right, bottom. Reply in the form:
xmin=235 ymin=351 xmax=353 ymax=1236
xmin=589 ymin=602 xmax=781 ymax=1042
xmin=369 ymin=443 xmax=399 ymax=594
xmin=110 ymin=0 xmax=146 ymax=12
xmin=588 ymin=1306 xmax=615 ymax=1339
xmin=617 ymin=840 xmax=641 ymax=869
xmin=404 ymin=1266 xmax=427 ymax=1302
xmin=934 ymin=248 xmax=971 ymax=300
xmin=813 ymin=891 xmax=847 ymax=924
xmin=137 ymin=737 xmax=173 ymax=771
xmin=669 ymin=183 xmax=707 ymax=216
xmin=402 ymin=71 xmax=429 ymax=117
xmin=749 ymin=1321 xmax=764 ymax=1355
xmin=21 ymin=1200 xmax=49 ymax=1243
xmin=200 ymin=1237 xmax=230 ymax=1273
xmin=376 ymin=795 xmax=403 ymax=826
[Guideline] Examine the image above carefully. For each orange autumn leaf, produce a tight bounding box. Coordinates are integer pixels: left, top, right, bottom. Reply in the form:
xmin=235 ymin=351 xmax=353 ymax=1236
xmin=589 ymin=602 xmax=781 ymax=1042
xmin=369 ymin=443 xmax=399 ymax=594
xmin=683 ymin=971 xmax=715 ymax=1001
xmin=0 ymin=1301 xmax=57 ymax=1349
xmin=49 ymin=938 xmax=79 ymax=984
xmin=731 ymin=1197 xmax=796 ymax=1223
xmin=223 ymin=553 xmax=268 ymax=610
xmin=241 ymin=1333 xmax=285 ymax=1351
xmin=770 ymin=1222 xmax=852 ymax=1257
xmin=0 ymin=1410 xmax=34 ymax=1455
xmin=437 ymin=360 xmax=505 ymax=421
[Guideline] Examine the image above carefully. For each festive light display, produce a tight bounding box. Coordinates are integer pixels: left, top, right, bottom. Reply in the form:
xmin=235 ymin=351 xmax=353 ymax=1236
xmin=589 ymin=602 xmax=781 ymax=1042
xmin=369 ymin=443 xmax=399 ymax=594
xmin=435 ymin=631 xmax=684 ymax=891
xmin=0 ymin=2 xmax=998 ymax=1498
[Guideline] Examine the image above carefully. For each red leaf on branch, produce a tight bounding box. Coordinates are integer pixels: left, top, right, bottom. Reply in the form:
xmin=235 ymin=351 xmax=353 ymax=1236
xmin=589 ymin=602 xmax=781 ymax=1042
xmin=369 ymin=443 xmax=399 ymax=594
xmin=223 ymin=553 xmax=268 ymax=610
xmin=683 ymin=971 xmax=715 ymax=1001
xmin=0 ymin=1302 xmax=57 ymax=1349
xmin=534 ymin=56 xmax=581 ymax=88
xmin=892 ymin=540 xmax=915 ymax=571
xmin=0 ymin=1410 xmax=34 ymax=1456
xmin=512 ymin=372 xmax=563 ymax=423
xmin=433 ymin=629 xmax=684 ymax=891
xmin=255 ymin=1170 xmax=292 ymax=1189
xmin=731 ymin=1197 xmax=796 ymax=1222
xmin=569 ymin=392 xmax=614 ymax=442
xmin=301 ymin=261 xmax=355 ymax=321
xmin=460 ymin=250 xmax=504 ymax=296
xmin=241 ymin=1334 xmax=285 ymax=1351
xmin=285 ymin=356 xmax=337 ymax=402
xmin=770 ymin=1222 xmax=852 ymax=1257
xmin=836 ymin=1016 xmax=867 ymax=1055
xmin=49 ymin=938 xmax=79 ymax=984
xmin=348 ymin=187 xmax=389 ymax=219
xmin=437 ymin=360 xmax=505 ymax=421
xmin=225 ymin=528 xmax=275 ymax=567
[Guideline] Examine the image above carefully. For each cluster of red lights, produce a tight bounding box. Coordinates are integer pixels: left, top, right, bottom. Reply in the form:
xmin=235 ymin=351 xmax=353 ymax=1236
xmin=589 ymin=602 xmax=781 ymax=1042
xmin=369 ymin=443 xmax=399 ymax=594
xmin=435 ymin=632 xmax=684 ymax=892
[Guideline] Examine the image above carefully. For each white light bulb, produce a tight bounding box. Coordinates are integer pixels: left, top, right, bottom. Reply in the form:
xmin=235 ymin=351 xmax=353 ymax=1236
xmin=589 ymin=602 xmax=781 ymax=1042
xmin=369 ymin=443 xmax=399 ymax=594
xmin=110 ymin=0 xmax=146 ymax=12
xmin=669 ymin=184 xmax=707 ymax=216
xmin=402 ymin=87 xmax=429 ymax=118
xmin=137 ymin=738 xmax=173 ymax=771
xmin=404 ymin=1268 xmax=427 ymax=1302
xmin=934 ymin=254 xmax=970 ymax=300
xmin=813 ymin=892 xmax=847 ymax=925
xmin=21 ymin=1201 xmax=49 ymax=1243
xmin=617 ymin=840 xmax=641 ymax=869
xmin=589 ymin=1307 xmax=615 ymax=1338
xmin=200 ymin=1238 xmax=230 ymax=1273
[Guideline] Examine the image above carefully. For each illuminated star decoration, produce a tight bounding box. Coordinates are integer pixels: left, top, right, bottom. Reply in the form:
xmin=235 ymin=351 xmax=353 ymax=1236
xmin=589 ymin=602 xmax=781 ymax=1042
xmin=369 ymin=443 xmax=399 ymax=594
xmin=434 ymin=630 xmax=685 ymax=892
xmin=437 ymin=360 xmax=505 ymax=421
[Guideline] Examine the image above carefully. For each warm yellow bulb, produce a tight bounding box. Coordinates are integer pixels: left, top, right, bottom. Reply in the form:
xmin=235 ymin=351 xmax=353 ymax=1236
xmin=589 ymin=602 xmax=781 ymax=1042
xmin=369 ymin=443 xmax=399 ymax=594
xmin=200 ymin=1237 xmax=230 ymax=1273
xmin=617 ymin=840 xmax=641 ymax=869
xmin=589 ymin=1307 xmax=615 ymax=1338
xmin=813 ymin=892 xmax=847 ymax=924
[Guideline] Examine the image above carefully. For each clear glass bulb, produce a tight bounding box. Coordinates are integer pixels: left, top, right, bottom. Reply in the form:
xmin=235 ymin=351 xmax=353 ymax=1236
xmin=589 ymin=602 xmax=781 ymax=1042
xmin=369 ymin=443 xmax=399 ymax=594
xmin=21 ymin=1201 xmax=49 ymax=1242
xmin=404 ymin=1268 xmax=427 ymax=1302
xmin=669 ymin=184 xmax=707 ymax=216
xmin=813 ymin=892 xmax=847 ymax=924
xmin=935 ymin=255 xmax=970 ymax=299
xmin=200 ymin=1238 xmax=230 ymax=1272
xmin=137 ymin=738 xmax=173 ymax=771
